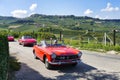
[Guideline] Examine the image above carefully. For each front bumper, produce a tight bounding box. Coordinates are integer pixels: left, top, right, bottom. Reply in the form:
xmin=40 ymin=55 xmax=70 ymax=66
xmin=8 ymin=38 xmax=14 ymax=41
xmin=49 ymin=59 xmax=81 ymax=65
xmin=24 ymin=42 xmax=36 ymax=45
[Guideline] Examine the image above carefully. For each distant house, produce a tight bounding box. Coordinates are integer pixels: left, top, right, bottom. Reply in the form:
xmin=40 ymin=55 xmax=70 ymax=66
xmin=95 ymin=21 xmax=102 ymax=24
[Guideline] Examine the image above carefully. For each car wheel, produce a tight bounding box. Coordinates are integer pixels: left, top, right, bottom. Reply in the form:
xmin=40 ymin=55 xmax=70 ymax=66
xmin=19 ymin=42 xmax=21 ymax=45
xmin=45 ymin=57 xmax=52 ymax=69
xmin=22 ymin=43 xmax=25 ymax=47
xmin=33 ymin=51 xmax=39 ymax=59
xmin=71 ymin=63 xmax=77 ymax=67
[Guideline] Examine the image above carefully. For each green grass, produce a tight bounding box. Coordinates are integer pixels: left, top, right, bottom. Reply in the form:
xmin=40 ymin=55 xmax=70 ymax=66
xmin=64 ymin=38 xmax=120 ymax=54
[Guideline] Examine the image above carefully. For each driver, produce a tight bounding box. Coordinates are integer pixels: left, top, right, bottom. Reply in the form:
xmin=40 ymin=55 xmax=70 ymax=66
xmin=54 ymin=40 xmax=58 ymax=45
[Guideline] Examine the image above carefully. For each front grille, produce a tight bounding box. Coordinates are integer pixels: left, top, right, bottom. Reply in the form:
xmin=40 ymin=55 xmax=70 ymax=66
xmin=55 ymin=55 xmax=78 ymax=60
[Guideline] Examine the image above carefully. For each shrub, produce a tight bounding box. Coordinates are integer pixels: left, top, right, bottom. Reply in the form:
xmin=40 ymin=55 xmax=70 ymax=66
xmin=113 ymin=45 xmax=120 ymax=51
xmin=0 ymin=32 xmax=9 ymax=80
xmin=37 ymin=32 xmax=56 ymax=40
xmin=8 ymin=32 xmax=20 ymax=38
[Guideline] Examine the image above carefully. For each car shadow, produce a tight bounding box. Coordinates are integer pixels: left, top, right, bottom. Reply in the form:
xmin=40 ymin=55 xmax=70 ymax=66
xmin=52 ymin=62 xmax=120 ymax=80
xmin=23 ymin=44 xmax=35 ymax=47
xmin=14 ymin=61 xmax=120 ymax=80
xmin=8 ymin=40 xmax=15 ymax=42
xmin=23 ymin=45 xmax=33 ymax=47
xmin=51 ymin=62 xmax=96 ymax=72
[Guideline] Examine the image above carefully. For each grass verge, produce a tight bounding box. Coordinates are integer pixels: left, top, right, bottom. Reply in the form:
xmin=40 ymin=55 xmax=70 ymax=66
xmin=8 ymin=56 xmax=21 ymax=80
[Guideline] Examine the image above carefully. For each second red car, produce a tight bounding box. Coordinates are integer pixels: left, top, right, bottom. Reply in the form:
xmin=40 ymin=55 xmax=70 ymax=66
xmin=18 ymin=36 xmax=37 ymax=46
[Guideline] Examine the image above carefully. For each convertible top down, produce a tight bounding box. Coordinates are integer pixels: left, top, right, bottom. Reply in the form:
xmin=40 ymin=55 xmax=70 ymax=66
xmin=33 ymin=40 xmax=82 ymax=69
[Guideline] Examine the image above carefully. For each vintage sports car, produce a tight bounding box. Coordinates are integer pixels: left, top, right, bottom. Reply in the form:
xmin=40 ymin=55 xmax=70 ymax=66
xmin=8 ymin=36 xmax=14 ymax=41
xmin=33 ymin=40 xmax=82 ymax=69
xmin=18 ymin=36 xmax=37 ymax=46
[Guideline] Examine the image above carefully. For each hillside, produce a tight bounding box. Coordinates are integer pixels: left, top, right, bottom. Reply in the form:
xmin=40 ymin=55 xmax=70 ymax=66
xmin=1 ymin=14 xmax=120 ymax=46
xmin=0 ymin=14 xmax=120 ymax=32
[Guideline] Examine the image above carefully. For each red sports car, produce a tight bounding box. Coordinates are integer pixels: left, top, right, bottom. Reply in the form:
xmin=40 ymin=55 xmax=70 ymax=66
xmin=33 ymin=40 xmax=82 ymax=69
xmin=8 ymin=36 xmax=14 ymax=41
xmin=18 ymin=36 xmax=37 ymax=46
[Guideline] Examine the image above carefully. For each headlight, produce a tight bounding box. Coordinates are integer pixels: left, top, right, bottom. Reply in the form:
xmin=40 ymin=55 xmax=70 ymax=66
xmin=23 ymin=40 xmax=27 ymax=43
xmin=78 ymin=51 xmax=82 ymax=57
xmin=51 ymin=53 xmax=56 ymax=59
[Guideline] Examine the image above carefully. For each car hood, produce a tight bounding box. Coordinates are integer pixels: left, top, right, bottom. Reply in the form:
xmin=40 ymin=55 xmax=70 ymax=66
xmin=8 ymin=36 xmax=14 ymax=39
xmin=46 ymin=47 xmax=79 ymax=56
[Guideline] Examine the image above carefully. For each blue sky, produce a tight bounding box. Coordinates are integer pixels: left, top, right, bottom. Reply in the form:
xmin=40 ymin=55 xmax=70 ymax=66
xmin=0 ymin=0 xmax=120 ymax=19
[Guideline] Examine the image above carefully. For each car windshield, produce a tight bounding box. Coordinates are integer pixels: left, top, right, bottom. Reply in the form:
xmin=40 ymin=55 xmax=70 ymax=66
xmin=39 ymin=40 xmax=65 ymax=47
xmin=23 ymin=36 xmax=32 ymax=39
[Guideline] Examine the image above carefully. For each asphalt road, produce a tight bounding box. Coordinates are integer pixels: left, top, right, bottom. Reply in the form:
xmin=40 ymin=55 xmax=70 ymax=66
xmin=9 ymin=41 xmax=120 ymax=80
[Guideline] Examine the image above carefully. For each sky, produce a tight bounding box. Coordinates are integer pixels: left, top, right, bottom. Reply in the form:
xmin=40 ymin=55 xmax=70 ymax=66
xmin=0 ymin=0 xmax=120 ymax=19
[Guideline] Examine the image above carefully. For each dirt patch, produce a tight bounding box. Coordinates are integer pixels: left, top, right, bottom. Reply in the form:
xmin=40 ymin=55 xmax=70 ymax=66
xmin=8 ymin=25 xmax=21 ymax=29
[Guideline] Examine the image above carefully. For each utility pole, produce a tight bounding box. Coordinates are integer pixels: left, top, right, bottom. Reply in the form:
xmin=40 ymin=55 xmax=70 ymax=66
xmin=113 ymin=29 xmax=116 ymax=46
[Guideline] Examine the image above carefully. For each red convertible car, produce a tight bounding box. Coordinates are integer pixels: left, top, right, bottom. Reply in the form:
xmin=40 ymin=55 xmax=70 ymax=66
xmin=8 ymin=36 xmax=14 ymax=41
xmin=33 ymin=40 xmax=82 ymax=69
xmin=18 ymin=36 xmax=37 ymax=46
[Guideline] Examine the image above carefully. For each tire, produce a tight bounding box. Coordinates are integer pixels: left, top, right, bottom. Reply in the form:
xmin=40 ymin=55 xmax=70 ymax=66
xmin=45 ymin=57 xmax=52 ymax=69
xmin=71 ymin=63 xmax=77 ymax=67
xmin=19 ymin=42 xmax=21 ymax=45
xmin=33 ymin=51 xmax=39 ymax=59
xmin=22 ymin=43 xmax=25 ymax=47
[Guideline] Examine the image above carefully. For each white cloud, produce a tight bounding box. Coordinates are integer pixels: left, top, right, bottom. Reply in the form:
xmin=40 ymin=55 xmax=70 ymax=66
xmin=10 ymin=3 xmax=38 ymax=18
xmin=101 ymin=2 xmax=119 ymax=12
xmin=11 ymin=10 xmax=27 ymax=18
xmin=84 ymin=9 xmax=93 ymax=15
xmin=115 ymin=7 xmax=119 ymax=11
xmin=29 ymin=3 xmax=37 ymax=11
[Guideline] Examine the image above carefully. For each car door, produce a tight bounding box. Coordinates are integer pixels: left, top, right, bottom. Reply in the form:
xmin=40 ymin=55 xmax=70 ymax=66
xmin=35 ymin=44 xmax=45 ymax=61
xmin=38 ymin=47 xmax=46 ymax=61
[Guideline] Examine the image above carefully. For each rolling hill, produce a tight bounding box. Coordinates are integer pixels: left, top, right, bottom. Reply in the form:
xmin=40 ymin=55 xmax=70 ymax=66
xmin=0 ymin=14 xmax=120 ymax=32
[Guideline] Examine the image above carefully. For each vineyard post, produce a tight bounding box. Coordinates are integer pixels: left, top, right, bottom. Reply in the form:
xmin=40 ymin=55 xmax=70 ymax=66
xmin=113 ymin=29 xmax=116 ymax=46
